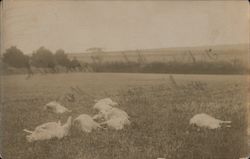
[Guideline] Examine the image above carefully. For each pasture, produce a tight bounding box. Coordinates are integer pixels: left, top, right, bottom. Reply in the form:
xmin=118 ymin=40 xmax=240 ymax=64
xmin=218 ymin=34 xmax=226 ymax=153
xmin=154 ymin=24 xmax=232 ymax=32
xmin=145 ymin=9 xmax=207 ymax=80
xmin=1 ymin=73 xmax=249 ymax=159
xmin=68 ymin=44 xmax=248 ymax=64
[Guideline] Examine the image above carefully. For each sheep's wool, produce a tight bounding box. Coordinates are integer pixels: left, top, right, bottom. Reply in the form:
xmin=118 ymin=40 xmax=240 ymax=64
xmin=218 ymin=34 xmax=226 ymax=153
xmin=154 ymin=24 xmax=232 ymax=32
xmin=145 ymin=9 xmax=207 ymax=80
xmin=189 ymin=113 xmax=231 ymax=129
xmin=101 ymin=108 xmax=130 ymax=130
xmin=45 ymin=101 xmax=71 ymax=114
xmin=74 ymin=114 xmax=101 ymax=133
xmin=104 ymin=116 xmax=130 ymax=130
xmin=25 ymin=117 xmax=72 ymax=142
xmin=95 ymin=98 xmax=118 ymax=106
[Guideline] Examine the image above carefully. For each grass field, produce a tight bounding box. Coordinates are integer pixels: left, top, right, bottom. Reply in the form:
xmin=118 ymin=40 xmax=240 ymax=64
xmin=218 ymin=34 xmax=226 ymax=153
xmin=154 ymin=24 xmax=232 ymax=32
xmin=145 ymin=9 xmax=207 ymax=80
xmin=68 ymin=44 xmax=248 ymax=64
xmin=1 ymin=73 xmax=249 ymax=159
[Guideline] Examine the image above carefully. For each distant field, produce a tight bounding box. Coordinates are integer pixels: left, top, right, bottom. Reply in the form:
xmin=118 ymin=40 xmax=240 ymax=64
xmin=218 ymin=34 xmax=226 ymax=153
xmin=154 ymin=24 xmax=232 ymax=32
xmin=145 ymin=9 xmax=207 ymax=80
xmin=2 ymin=73 xmax=249 ymax=159
xmin=68 ymin=44 xmax=248 ymax=65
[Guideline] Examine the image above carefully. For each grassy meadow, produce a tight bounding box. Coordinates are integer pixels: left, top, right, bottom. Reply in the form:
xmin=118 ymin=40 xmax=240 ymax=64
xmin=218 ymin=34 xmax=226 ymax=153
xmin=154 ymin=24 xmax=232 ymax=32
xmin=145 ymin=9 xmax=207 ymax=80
xmin=1 ymin=73 xmax=249 ymax=159
xmin=68 ymin=44 xmax=248 ymax=64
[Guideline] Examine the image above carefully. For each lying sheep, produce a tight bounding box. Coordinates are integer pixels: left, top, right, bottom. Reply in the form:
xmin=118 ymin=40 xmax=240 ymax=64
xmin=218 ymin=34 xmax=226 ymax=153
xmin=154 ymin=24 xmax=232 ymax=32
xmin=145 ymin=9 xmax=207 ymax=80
xmin=105 ymin=107 xmax=129 ymax=120
xmin=74 ymin=114 xmax=103 ymax=133
xmin=92 ymin=98 xmax=117 ymax=120
xmin=101 ymin=116 xmax=130 ymax=130
xmin=189 ymin=113 xmax=231 ymax=129
xmin=93 ymin=106 xmax=128 ymax=121
xmin=239 ymin=157 xmax=250 ymax=159
xmin=94 ymin=98 xmax=118 ymax=107
xmin=23 ymin=116 xmax=72 ymax=142
xmin=100 ymin=108 xmax=130 ymax=130
xmin=44 ymin=101 xmax=71 ymax=114
xmin=93 ymin=103 xmax=113 ymax=120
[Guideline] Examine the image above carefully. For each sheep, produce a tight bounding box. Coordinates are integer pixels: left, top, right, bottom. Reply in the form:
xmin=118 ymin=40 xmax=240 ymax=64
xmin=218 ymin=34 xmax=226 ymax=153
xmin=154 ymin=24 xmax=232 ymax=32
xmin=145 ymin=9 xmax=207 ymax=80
xmin=189 ymin=113 xmax=231 ymax=130
xmin=23 ymin=116 xmax=72 ymax=142
xmin=44 ymin=101 xmax=71 ymax=114
xmin=92 ymin=98 xmax=117 ymax=120
xmin=93 ymin=103 xmax=113 ymax=114
xmin=100 ymin=108 xmax=130 ymax=130
xmin=239 ymin=157 xmax=250 ymax=159
xmin=93 ymin=106 xmax=129 ymax=121
xmin=104 ymin=107 xmax=129 ymax=120
xmin=73 ymin=114 xmax=103 ymax=133
xmin=100 ymin=117 xmax=130 ymax=130
xmin=94 ymin=98 xmax=118 ymax=108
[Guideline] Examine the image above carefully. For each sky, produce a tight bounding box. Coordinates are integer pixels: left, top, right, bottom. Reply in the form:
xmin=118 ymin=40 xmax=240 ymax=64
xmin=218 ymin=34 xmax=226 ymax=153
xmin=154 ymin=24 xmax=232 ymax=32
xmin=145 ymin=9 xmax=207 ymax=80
xmin=2 ymin=0 xmax=249 ymax=54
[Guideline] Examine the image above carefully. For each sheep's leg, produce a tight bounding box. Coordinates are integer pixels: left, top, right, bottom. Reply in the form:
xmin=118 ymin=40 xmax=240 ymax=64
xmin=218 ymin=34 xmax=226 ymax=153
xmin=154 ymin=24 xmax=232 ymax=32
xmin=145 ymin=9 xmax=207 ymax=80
xmin=221 ymin=121 xmax=232 ymax=124
xmin=220 ymin=121 xmax=231 ymax=128
xmin=23 ymin=129 xmax=33 ymax=134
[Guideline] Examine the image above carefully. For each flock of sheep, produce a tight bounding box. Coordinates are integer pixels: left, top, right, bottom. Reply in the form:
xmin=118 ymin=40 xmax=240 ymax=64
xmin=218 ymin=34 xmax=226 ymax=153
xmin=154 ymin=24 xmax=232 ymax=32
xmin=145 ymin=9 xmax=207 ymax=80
xmin=21 ymin=96 xmax=244 ymax=158
xmin=23 ymin=96 xmax=233 ymax=143
xmin=23 ymin=98 xmax=130 ymax=142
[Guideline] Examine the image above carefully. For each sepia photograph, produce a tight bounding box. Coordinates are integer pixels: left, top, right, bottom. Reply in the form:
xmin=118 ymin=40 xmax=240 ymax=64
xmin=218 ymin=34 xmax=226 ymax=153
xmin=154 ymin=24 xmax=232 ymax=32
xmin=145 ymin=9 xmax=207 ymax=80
xmin=0 ymin=0 xmax=249 ymax=159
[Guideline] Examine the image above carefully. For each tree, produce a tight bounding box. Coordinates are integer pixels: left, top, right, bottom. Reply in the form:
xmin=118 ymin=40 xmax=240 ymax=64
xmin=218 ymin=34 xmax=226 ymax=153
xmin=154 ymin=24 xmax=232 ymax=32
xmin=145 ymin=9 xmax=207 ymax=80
xmin=31 ymin=47 xmax=55 ymax=68
xmin=54 ymin=49 xmax=70 ymax=67
xmin=2 ymin=46 xmax=29 ymax=68
xmin=69 ymin=57 xmax=81 ymax=70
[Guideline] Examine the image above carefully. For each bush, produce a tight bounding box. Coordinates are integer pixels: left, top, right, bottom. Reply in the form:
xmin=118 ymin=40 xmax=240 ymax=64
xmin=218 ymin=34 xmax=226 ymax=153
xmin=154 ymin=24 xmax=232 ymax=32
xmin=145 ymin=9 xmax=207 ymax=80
xmin=54 ymin=49 xmax=71 ymax=67
xmin=2 ymin=46 xmax=29 ymax=68
xmin=31 ymin=47 xmax=55 ymax=69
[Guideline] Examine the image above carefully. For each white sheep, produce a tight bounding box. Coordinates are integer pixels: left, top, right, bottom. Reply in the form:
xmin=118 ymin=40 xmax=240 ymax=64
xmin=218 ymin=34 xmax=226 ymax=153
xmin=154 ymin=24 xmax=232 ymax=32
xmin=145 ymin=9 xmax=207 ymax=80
xmin=189 ymin=113 xmax=231 ymax=129
xmin=239 ymin=157 xmax=250 ymax=159
xmin=23 ymin=116 xmax=72 ymax=142
xmin=94 ymin=98 xmax=118 ymax=107
xmin=92 ymin=98 xmax=117 ymax=120
xmin=44 ymin=101 xmax=71 ymax=114
xmin=101 ymin=117 xmax=130 ymax=130
xmin=108 ymin=108 xmax=129 ymax=118
xmin=100 ymin=108 xmax=130 ymax=130
xmin=93 ymin=106 xmax=129 ymax=121
xmin=93 ymin=103 xmax=113 ymax=114
xmin=74 ymin=114 xmax=103 ymax=133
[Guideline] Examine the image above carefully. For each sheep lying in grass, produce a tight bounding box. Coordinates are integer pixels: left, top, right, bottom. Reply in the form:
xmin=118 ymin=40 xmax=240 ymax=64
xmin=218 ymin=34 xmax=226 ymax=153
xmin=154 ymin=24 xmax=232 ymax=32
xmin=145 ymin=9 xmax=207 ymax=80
xmin=92 ymin=98 xmax=130 ymax=130
xmin=239 ymin=156 xmax=250 ymax=159
xmin=105 ymin=107 xmax=129 ymax=120
xmin=74 ymin=114 xmax=103 ymax=133
xmin=189 ymin=113 xmax=231 ymax=130
xmin=93 ymin=98 xmax=117 ymax=120
xmin=100 ymin=108 xmax=130 ymax=130
xmin=94 ymin=98 xmax=118 ymax=107
xmin=44 ymin=101 xmax=71 ymax=114
xmin=92 ymin=103 xmax=113 ymax=120
xmin=23 ymin=116 xmax=72 ymax=142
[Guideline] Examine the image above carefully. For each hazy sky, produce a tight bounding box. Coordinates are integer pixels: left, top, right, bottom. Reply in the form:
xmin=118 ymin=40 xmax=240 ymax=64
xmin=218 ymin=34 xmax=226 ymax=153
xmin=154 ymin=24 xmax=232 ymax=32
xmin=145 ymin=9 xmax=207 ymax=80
xmin=2 ymin=0 xmax=249 ymax=54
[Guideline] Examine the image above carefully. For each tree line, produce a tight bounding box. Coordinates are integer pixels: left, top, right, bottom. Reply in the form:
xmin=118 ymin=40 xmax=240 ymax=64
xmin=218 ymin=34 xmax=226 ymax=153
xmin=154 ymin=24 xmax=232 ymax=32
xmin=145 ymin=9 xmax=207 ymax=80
xmin=2 ymin=46 xmax=82 ymax=73
xmin=1 ymin=46 xmax=248 ymax=75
